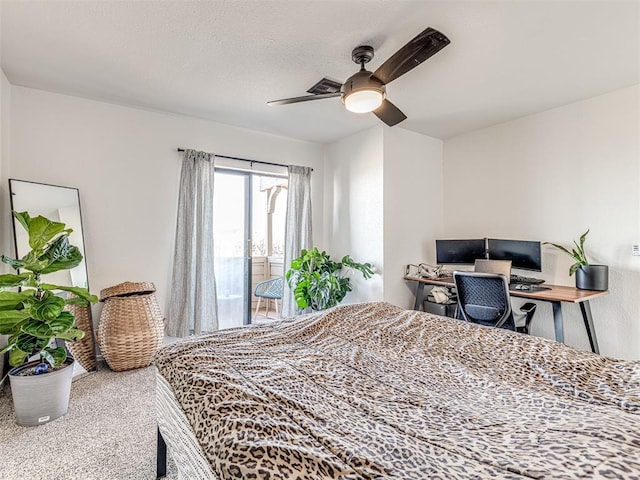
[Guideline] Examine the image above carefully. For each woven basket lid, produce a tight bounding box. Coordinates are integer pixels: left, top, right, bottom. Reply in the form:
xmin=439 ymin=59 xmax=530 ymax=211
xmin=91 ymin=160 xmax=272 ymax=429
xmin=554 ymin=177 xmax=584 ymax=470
xmin=100 ymin=281 xmax=156 ymax=301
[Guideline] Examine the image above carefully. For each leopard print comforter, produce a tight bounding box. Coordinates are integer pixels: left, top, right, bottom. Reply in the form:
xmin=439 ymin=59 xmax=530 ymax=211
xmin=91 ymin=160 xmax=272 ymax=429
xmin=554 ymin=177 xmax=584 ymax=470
xmin=154 ymin=302 xmax=640 ymax=479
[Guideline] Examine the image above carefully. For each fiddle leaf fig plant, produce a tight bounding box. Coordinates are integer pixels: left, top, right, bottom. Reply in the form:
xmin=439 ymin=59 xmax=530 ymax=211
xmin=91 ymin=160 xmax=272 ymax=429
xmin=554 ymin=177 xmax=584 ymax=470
xmin=0 ymin=211 xmax=98 ymax=372
xmin=544 ymin=229 xmax=589 ymax=276
xmin=286 ymin=247 xmax=373 ymax=311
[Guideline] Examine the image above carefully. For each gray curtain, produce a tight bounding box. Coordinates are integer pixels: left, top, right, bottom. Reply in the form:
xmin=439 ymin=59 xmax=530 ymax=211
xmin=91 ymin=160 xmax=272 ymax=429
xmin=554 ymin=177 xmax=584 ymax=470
xmin=167 ymin=149 xmax=218 ymax=336
xmin=282 ymin=165 xmax=313 ymax=318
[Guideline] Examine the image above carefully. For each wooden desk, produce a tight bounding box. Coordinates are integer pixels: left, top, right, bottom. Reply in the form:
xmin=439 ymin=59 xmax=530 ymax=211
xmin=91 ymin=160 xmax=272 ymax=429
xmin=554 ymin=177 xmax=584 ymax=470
xmin=404 ymin=275 xmax=609 ymax=354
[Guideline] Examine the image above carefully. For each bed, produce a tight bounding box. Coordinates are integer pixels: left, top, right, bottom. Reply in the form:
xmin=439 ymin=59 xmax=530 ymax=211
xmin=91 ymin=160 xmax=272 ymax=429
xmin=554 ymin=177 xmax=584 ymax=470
xmin=154 ymin=302 xmax=640 ymax=479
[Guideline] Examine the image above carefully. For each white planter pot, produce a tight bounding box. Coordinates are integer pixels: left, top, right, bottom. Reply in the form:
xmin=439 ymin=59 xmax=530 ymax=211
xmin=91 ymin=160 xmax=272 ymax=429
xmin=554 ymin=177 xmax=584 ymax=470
xmin=8 ymin=358 xmax=75 ymax=426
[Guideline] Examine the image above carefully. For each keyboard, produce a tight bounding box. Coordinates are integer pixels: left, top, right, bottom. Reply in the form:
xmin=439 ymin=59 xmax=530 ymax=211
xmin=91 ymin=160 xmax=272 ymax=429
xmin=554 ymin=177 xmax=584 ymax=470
xmin=510 ymin=274 xmax=545 ymax=285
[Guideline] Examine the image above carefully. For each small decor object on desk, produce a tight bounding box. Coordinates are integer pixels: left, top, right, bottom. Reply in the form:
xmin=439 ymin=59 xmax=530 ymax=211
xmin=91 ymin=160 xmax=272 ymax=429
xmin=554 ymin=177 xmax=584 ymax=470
xmin=97 ymin=281 xmax=164 ymax=372
xmin=286 ymin=247 xmax=373 ymax=312
xmin=545 ymin=229 xmax=609 ymax=291
xmin=0 ymin=212 xmax=98 ymax=426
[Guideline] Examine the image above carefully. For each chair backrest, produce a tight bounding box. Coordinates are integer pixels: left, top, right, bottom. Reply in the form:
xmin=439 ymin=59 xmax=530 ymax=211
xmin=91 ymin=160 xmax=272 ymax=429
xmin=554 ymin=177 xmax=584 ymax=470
xmin=453 ymin=271 xmax=514 ymax=330
xmin=474 ymin=259 xmax=512 ymax=283
xmin=254 ymin=277 xmax=283 ymax=299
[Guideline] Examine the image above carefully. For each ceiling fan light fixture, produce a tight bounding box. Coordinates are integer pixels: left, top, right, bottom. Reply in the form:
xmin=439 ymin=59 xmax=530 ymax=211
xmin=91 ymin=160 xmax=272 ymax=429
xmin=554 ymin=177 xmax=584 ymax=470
xmin=344 ymin=89 xmax=384 ymax=113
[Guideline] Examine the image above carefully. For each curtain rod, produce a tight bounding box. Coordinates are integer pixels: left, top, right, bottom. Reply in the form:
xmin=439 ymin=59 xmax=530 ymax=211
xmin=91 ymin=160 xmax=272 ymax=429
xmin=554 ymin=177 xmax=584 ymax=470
xmin=176 ymin=148 xmax=313 ymax=171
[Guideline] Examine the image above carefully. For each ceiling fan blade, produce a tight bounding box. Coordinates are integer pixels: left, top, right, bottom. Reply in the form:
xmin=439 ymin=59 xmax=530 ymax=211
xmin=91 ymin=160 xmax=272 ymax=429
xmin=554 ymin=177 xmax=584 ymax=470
xmin=267 ymin=92 xmax=341 ymax=106
xmin=373 ymin=99 xmax=407 ymax=126
xmin=372 ymin=27 xmax=450 ymax=85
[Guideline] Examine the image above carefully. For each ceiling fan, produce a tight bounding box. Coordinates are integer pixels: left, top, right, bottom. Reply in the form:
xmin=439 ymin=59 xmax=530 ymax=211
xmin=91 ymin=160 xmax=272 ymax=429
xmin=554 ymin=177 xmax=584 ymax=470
xmin=267 ymin=27 xmax=450 ymax=127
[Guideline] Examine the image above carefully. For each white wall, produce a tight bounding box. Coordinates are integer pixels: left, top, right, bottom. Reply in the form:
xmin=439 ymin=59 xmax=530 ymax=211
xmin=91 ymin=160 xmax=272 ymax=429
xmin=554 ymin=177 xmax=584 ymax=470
xmin=325 ymin=126 xmax=445 ymax=308
xmin=7 ymin=86 xmax=325 ymax=322
xmin=325 ymin=126 xmax=384 ymax=303
xmin=383 ymin=128 xmax=444 ymax=308
xmin=443 ymin=85 xmax=640 ymax=360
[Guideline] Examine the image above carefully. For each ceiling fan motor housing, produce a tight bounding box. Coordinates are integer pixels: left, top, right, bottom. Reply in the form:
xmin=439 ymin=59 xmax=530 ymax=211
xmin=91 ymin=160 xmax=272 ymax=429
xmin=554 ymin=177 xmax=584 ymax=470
xmin=351 ymin=45 xmax=375 ymax=65
xmin=341 ymin=70 xmax=386 ymax=107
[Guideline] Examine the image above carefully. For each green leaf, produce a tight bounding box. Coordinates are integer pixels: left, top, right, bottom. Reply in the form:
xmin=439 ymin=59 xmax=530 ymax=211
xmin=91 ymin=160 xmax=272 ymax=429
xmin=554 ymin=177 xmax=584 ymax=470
xmin=13 ymin=211 xmax=32 ymax=232
xmin=39 ymin=243 xmax=83 ymax=274
xmin=0 ymin=310 xmax=32 ymax=334
xmin=574 ymin=230 xmax=589 ymax=264
xmin=21 ymin=313 xmax=78 ymax=338
xmin=41 ymin=284 xmax=98 ymax=304
xmin=0 ymin=290 xmax=33 ymax=310
xmin=64 ymin=296 xmax=90 ymax=306
xmin=578 ymin=229 xmax=589 ymax=251
xmin=13 ymin=332 xmax=48 ymax=357
xmin=56 ymin=327 xmax=84 ymax=342
xmin=21 ymin=319 xmax=55 ymax=338
xmin=342 ymin=255 xmax=374 ymax=279
xmin=8 ymin=348 xmax=28 ymax=367
xmin=46 ymin=311 xmax=75 ymax=333
xmin=293 ymin=279 xmax=310 ymax=309
xmin=43 ymin=346 xmax=67 ymax=367
xmin=29 ymin=294 xmax=66 ymax=321
xmin=27 ymin=215 xmax=70 ymax=251
xmin=1 ymin=255 xmax=25 ymax=270
xmin=40 ymin=350 xmax=56 ymax=369
xmin=17 ymin=250 xmax=51 ymax=273
xmin=0 ymin=273 xmax=30 ymax=288
xmin=43 ymin=234 xmax=71 ymax=262
xmin=543 ymin=242 xmax=573 ymax=258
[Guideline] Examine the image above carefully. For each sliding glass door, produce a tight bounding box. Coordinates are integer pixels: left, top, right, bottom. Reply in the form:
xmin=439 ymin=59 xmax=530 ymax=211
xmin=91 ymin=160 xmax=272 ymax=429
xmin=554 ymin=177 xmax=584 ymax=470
xmin=214 ymin=169 xmax=288 ymax=329
xmin=213 ymin=170 xmax=250 ymax=329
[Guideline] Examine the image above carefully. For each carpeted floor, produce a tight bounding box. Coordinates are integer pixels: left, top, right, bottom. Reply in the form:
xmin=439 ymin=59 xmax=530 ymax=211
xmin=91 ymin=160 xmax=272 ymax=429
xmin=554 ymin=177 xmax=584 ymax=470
xmin=0 ymin=363 xmax=176 ymax=479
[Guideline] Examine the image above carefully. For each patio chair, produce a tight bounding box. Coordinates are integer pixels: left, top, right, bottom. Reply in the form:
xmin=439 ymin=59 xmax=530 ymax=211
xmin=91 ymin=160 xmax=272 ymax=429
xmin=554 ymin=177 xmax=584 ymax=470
xmin=254 ymin=277 xmax=283 ymax=319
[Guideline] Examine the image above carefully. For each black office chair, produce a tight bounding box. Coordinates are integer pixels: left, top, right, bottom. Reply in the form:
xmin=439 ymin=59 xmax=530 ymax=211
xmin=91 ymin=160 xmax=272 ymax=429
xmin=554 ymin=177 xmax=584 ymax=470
xmin=453 ymin=271 xmax=537 ymax=333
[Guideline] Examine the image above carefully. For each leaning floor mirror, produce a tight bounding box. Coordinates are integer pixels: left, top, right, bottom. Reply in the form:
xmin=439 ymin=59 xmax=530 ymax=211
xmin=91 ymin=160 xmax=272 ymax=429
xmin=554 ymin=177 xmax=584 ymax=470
xmin=8 ymin=179 xmax=96 ymax=376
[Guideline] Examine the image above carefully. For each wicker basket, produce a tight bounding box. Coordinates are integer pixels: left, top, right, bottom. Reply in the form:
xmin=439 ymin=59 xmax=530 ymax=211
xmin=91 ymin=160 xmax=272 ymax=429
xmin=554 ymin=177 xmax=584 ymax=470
xmin=99 ymin=281 xmax=156 ymax=301
xmin=64 ymin=296 xmax=97 ymax=372
xmin=97 ymin=281 xmax=164 ymax=372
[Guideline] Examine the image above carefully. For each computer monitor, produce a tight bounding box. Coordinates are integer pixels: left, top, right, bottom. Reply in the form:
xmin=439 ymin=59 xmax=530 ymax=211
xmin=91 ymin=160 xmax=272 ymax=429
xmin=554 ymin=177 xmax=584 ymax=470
xmin=436 ymin=239 xmax=487 ymax=265
xmin=487 ymin=239 xmax=542 ymax=272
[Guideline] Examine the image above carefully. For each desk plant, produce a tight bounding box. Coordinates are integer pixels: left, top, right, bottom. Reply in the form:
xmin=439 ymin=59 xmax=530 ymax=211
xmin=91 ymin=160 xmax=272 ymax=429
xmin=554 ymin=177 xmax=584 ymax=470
xmin=0 ymin=211 xmax=98 ymax=425
xmin=286 ymin=247 xmax=373 ymax=311
xmin=544 ymin=229 xmax=608 ymax=291
xmin=544 ymin=229 xmax=590 ymax=276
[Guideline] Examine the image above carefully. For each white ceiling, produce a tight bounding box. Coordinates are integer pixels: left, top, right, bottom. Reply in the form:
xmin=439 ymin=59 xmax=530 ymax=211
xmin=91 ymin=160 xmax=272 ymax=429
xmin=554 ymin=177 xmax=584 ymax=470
xmin=1 ymin=1 xmax=638 ymax=144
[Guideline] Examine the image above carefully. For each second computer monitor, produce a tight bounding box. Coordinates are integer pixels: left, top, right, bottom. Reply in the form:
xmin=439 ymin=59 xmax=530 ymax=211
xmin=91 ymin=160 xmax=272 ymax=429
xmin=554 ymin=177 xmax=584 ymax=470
xmin=487 ymin=239 xmax=542 ymax=271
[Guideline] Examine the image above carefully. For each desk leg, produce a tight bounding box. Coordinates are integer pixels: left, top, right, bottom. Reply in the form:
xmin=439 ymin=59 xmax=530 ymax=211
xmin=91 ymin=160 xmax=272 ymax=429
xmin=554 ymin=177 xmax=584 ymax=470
xmin=413 ymin=282 xmax=426 ymax=311
xmin=579 ymin=301 xmax=599 ymax=354
xmin=551 ymin=301 xmax=564 ymax=344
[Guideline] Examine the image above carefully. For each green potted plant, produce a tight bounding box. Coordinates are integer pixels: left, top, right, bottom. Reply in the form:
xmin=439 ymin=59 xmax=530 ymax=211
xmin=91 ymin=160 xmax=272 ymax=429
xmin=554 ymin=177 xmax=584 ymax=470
xmin=545 ymin=229 xmax=608 ymax=291
xmin=0 ymin=211 xmax=98 ymax=426
xmin=286 ymin=247 xmax=374 ymax=311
